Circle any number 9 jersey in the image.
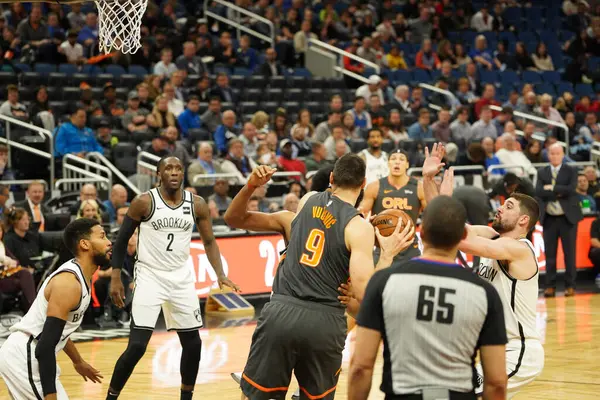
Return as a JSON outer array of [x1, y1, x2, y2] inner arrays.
[[272, 191, 359, 310], [136, 188, 196, 271]]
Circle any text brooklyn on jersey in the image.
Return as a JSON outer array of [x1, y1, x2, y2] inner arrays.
[[150, 217, 193, 231]]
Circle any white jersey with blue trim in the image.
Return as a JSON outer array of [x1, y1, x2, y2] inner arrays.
[[136, 188, 196, 271], [10, 259, 90, 352]]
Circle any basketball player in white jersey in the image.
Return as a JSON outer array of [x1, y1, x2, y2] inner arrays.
[[423, 157, 544, 399], [358, 128, 389, 185], [106, 156, 239, 400], [0, 218, 111, 399], [460, 193, 544, 399]]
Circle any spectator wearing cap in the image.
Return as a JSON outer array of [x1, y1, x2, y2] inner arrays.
[[239, 122, 259, 160], [77, 12, 98, 50], [214, 110, 240, 156], [313, 111, 342, 143], [348, 97, 372, 130], [0, 85, 28, 119], [59, 30, 85, 64], [257, 47, 283, 78], [188, 142, 224, 186], [177, 96, 202, 139], [236, 35, 259, 71], [407, 108, 434, 140], [277, 139, 306, 180], [77, 82, 103, 118], [201, 97, 222, 134], [154, 48, 178, 77], [356, 75, 385, 105], [175, 41, 207, 76], [55, 107, 104, 158], [415, 39, 441, 70], [222, 138, 257, 181], [121, 91, 150, 133], [210, 73, 238, 104], [101, 83, 125, 117]]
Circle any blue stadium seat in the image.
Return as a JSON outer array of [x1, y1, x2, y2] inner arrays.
[[500, 70, 520, 87], [34, 63, 56, 75], [264, 88, 284, 102], [556, 82, 574, 95], [363, 67, 378, 77], [58, 64, 78, 75], [81, 65, 102, 75], [412, 69, 431, 83], [522, 71, 542, 84], [535, 83, 556, 97], [0, 72, 17, 86], [233, 67, 252, 76], [498, 31, 516, 43], [518, 31, 538, 43], [503, 7, 522, 24], [575, 83, 594, 97], [398, 42, 413, 55], [479, 70, 498, 84], [542, 71, 561, 83], [48, 73, 68, 87], [128, 65, 148, 76], [292, 68, 312, 77], [392, 70, 412, 84], [588, 57, 600, 72], [120, 74, 141, 89], [105, 65, 126, 76], [22, 72, 44, 86], [14, 63, 31, 72], [524, 7, 543, 21]]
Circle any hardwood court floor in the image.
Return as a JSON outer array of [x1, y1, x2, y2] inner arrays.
[[1, 293, 600, 399]]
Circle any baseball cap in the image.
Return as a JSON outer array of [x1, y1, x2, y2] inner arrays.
[[368, 75, 382, 85], [128, 91, 140, 100], [279, 139, 292, 150], [104, 82, 115, 91]]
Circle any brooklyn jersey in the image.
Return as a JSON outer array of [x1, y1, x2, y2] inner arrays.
[[273, 191, 359, 310], [475, 238, 540, 342], [137, 188, 195, 271], [10, 260, 90, 352], [359, 149, 389, 185]]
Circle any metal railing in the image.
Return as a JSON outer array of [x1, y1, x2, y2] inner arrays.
[[190, 171, 304, 186], [204, 0, 275, 46], [488, 105, 569, 150], [418, 83, 459, 112], [136, 151, 161, 192], [0, 114, 54, 196], [55, 177, 110, 192], [2, 179, 48, 190], [487, 164, 528, 176], [86, 152, 141, 196], [62, 154, 112, 193], [531, 161, 595, 169], [308, 38, 380, 85]]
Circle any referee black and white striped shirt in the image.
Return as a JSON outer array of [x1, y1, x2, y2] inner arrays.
[[357, 258, 507, 397]]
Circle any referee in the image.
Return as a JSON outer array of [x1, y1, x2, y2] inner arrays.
[[348, 196, 507, 400]]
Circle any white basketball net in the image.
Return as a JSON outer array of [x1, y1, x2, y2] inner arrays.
[[95, 0, 148, 54]]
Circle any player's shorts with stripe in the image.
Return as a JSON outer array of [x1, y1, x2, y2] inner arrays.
[[241, 294, 346, 400], [131, 263, 202, 331], [0, 331, 68, 400], [475, 339, 544, 399]]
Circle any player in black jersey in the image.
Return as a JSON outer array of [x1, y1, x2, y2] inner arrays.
[[230, 156, 413, 400]]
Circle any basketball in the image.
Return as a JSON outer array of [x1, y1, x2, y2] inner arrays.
[[371, 209, 415, 241]]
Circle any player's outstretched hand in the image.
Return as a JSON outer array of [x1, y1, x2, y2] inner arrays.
[[248, 165, 277, 188], [110, 277, 125, 309], [376, 220, 416, 259], [439, 167, 455, 196], [337, 283, 353, 304], [422, 142, 446, 178], [73, 360, 103, 383], [218, 275, 241, 293]]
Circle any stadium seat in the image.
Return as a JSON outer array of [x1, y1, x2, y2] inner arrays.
[[120, 74, 140, 89], [499, 70, 520, 87], [48, 72, 68, 87], [269, 76, 287, 89], [575, 83, 594, 97], [286, 89, 304, 103], [34, 63, 56, 75], [412, 69, 431, 83], [307, 88, 324, 102], [259, 102, 279, 115], [479, 70, 499, 84], [62, 87, 80, 102], [58, 64, 78, 75], [188, 128, 211, 143], [304, 101, 321, 115], [283, 101, 300, 114], [264, 88, 284, 102], [556, 82, 574, 95], [381, 140, 396, 153], [522, 71, 542, 84], [350, 138, 367, 153], [112, 142, 138, 176], [234, 67, 252, 77], [22, 72, 45, 87], [128, 65, 148, 76], [105, 65, 126, 77], [292, 68, 311, 77], [242, 88, 262, 102], [392, 70, 412, 85], [49, 101, 68, 117], [542, 71, 561, 83], [239, 102, 259, 115], [0, 72, 18, 86], [247, 76, 266, 89], [535, 83, 556, 97]]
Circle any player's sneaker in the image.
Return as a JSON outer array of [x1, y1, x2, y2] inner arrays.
[[291, 388, 300, 400], [231, 372, 242, 385]]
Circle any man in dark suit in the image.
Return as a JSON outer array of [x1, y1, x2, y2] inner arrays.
[[14, 181, 50, 232], [209, 72, 238, 104], [257, 47, 283, 78], [535, 143, 583, 297]]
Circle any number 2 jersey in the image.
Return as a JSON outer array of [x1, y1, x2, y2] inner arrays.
[[136, 188, 195, 271], [272, 191, 359, 311]]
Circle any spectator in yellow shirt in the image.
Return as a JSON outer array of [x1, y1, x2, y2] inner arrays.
[[385, 46, 408, 70]]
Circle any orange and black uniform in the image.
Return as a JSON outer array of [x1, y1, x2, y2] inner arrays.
[[373, 176, 422, 265], [241, 191, 358, 400]]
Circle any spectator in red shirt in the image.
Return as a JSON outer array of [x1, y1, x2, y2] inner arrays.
[[277, 139, 306, 181], [474, 83, 501, 119], [415, 39, 441, 70], [343, 40, 364, 75], [575, 95, 600, 113]]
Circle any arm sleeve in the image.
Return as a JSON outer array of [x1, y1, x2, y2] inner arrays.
[[356, 269, 391, 333], [478, 284, 508, 346], [111, 215, 140, 270], [35, 316, 67, 396]]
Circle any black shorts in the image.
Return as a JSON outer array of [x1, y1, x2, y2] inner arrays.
[[241, 294, 346, 400], [374, 241, 421, 268]]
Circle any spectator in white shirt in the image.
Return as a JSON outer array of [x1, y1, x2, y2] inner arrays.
[[391, 85, 411, 113], [59, 30, 85, 64], [495, 133, 536, 176], [471, 6, 494, 32], [239, 122, 259, 159], [163, 82, 184, 117], [356, 75, 385, 105], [153, 48, 178, 77], [535, 93, 565, 125], [470, 105, 498, 140]]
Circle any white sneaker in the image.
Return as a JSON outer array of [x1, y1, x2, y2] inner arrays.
[[291, 388, 299, 400], [231, 372, 242, 385]]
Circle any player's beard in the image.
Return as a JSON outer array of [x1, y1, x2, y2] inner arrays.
[[491, 217, 515, 234], [354, 189, 364, 208], [93, 251, 112, 269]]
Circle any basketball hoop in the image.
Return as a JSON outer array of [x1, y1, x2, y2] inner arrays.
[[95, 0, 148, 54], [1, 0, 147, 55]]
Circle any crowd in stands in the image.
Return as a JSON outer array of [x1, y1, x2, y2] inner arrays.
[[2, 0, 600, 323]]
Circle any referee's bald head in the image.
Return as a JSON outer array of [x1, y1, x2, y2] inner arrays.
[[421, 196, 468, 251]]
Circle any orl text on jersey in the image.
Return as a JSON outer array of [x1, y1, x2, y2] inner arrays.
[[382, 197, 413, 210], [312, 206, 337, 229], [151, 217, 193, 232]]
